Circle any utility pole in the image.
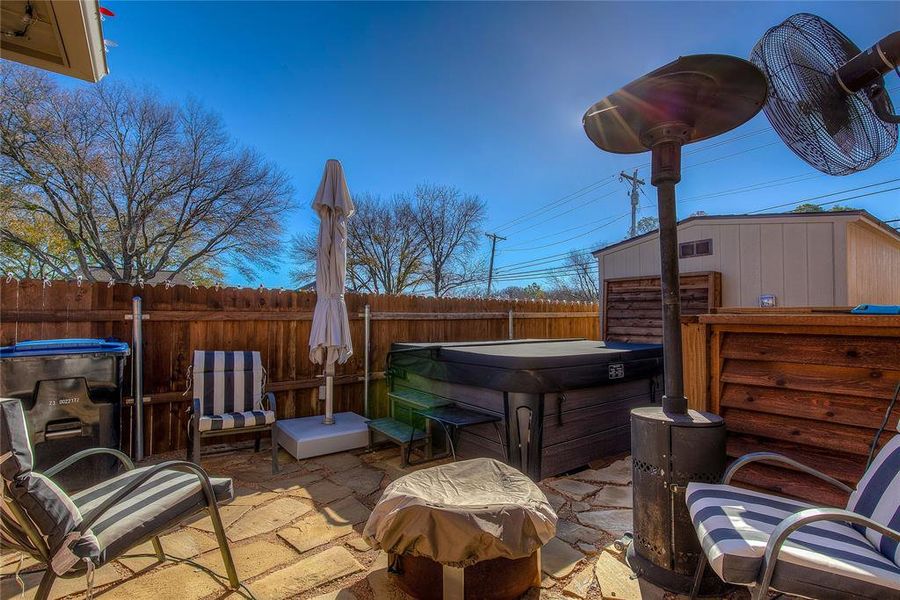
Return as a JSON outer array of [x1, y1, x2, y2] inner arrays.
[[620, 169, 646, 237], [485, 232, 506, 297]]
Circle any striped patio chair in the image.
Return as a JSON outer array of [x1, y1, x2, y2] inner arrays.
[[186, 351, 278, 473], [685, 420, 900, 600], [0, 398, 240, 600]]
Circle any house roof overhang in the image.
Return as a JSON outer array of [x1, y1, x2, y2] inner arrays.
[[1, 0, 108, 83]]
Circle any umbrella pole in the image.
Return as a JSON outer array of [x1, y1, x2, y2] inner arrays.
[[324, 362, 336, 425]]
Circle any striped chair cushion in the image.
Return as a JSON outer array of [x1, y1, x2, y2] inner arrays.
[[71, 467, 233, 564], [1, 398, 100, 572], [686, 482, 900, 599], [198, 410, 275, 432], [847, 434, 900, 567], [192, 351, 264, 416]]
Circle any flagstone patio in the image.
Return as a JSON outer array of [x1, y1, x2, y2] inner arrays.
[[0, 446, 757, 600]]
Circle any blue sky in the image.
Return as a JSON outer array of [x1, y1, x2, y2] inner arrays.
[[87, 2, 899, 287]]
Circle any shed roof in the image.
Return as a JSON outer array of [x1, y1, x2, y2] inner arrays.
[[591, 210, 900, 257]]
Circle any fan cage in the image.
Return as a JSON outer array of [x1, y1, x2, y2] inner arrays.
[[750, 12, 898, 176]]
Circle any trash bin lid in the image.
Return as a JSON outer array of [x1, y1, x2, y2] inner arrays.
[[0, 338, 130, 358]]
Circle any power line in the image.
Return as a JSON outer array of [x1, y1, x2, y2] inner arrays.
[[500, 187, 618, 237], [747, 178, 900, 213], [488, 126, 779, 236], [487, 182, 900, 285]]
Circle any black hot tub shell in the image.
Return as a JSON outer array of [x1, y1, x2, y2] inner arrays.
[[389, 338, 663, 480]]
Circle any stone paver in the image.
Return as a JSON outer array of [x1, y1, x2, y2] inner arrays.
[[546, 479, 600, 501], [556, 520, 604, 545], [119, 528, 218, 572], [577, 509, 633, 538], [578, 458, 632, 485], [279, 513, 354, 553], [101, 562, 226, 600], [543, 489, 567, 512], [229, 486, 280, 506], [594, 550, 641, 600], [195, 539, 297, 580], [311, 590, 358, 600], [187, 503, 252, 533], [328, 466, 384, 496], [0, 564, 123, 600], [590, 485, 633, 508], [279, 496, 371, 553], [263, 471, 323, 493], [290, 479, 353, 505], [346, 537, 372, 552], [226, 497, 313, 541], [541, 537, 584, 579], [578, 542, 599, 555], [323, 496, 372, 526], [563, 562, 596, 598], [250, 546, 364, 599], [311, 452, 363, 473]]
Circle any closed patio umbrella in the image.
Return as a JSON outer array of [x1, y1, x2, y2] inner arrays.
[[309, 159, 355, 425]]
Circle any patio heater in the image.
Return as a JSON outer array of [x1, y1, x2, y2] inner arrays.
[[582, 55, 767, 593]]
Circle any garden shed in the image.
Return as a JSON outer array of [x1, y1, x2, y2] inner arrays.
[[593, 210, 900, 309]]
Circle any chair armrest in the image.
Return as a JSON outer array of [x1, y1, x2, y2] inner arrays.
[[263, 392, 276, 415], [723, 452, 853, 494], [757, 508, 900, 594], [78, 460, 221, 533], [43, 448, 135, 478]]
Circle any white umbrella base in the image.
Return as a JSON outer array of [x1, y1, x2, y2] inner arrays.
[[274, 412, 369, 459]]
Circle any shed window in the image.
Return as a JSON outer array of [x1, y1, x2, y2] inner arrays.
[[679, 239, 713, 258]]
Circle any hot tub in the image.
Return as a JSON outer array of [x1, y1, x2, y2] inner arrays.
[[388, 338, 663, 480]]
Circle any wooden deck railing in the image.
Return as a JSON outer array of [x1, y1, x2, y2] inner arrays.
[[684, 309, 900, 505]]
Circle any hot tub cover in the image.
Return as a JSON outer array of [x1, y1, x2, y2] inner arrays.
[[363, 458, 557, 567]]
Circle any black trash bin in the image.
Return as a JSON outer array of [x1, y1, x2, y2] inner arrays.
[[0, 338, 130, 491]]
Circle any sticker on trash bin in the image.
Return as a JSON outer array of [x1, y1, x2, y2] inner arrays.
[[609, 363, 625, 379]]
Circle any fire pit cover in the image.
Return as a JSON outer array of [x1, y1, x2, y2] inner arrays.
[[364, 458, 556, 567]]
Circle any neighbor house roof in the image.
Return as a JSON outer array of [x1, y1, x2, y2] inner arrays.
[[591, 210, 900, 257]]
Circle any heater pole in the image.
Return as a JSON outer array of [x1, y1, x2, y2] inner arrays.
[[648, 131, 688, 414]]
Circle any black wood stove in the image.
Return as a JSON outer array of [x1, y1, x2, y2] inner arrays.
[[582, 55, 768, 593]]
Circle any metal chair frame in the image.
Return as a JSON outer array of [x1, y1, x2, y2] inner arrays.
[[1, 448, 240, 600], [688, 451, 899, 600]]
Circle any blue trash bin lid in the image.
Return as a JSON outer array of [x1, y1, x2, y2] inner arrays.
[[0, 338, 131, 358]]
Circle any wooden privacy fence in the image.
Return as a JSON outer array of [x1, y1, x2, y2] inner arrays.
[[683, 310, 900, 506], [0, 279, 600, 458], [602, 271, 721, 343]]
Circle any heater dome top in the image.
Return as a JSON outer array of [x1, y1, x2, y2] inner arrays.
[[583, 54, 768, 154]]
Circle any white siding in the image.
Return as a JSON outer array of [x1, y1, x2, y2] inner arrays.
[[594, 214, 868, 308]]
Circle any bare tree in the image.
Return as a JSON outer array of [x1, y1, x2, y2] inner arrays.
[[290, 193, 426, 294], [0, 64, 293, 283], [410, 183, 486, 297], [548, 249, 599, 301]]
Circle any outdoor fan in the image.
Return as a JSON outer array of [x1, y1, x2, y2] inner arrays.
[[582, 54, 767, 594], [750, 13, 899, 175]]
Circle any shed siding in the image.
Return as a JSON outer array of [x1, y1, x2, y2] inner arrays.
[[596, 215, 875, 308], [847, 222, 900, 305]]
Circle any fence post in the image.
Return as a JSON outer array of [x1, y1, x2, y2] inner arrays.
[[508, 309, 514, 340], [364, 304, 370, 418], [131, 296, 145, 461]]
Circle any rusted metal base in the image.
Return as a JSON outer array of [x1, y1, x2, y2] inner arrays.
[[626, 539, 730, 596], [389, 552, 540, 600], [630, 407, 727, 594]]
